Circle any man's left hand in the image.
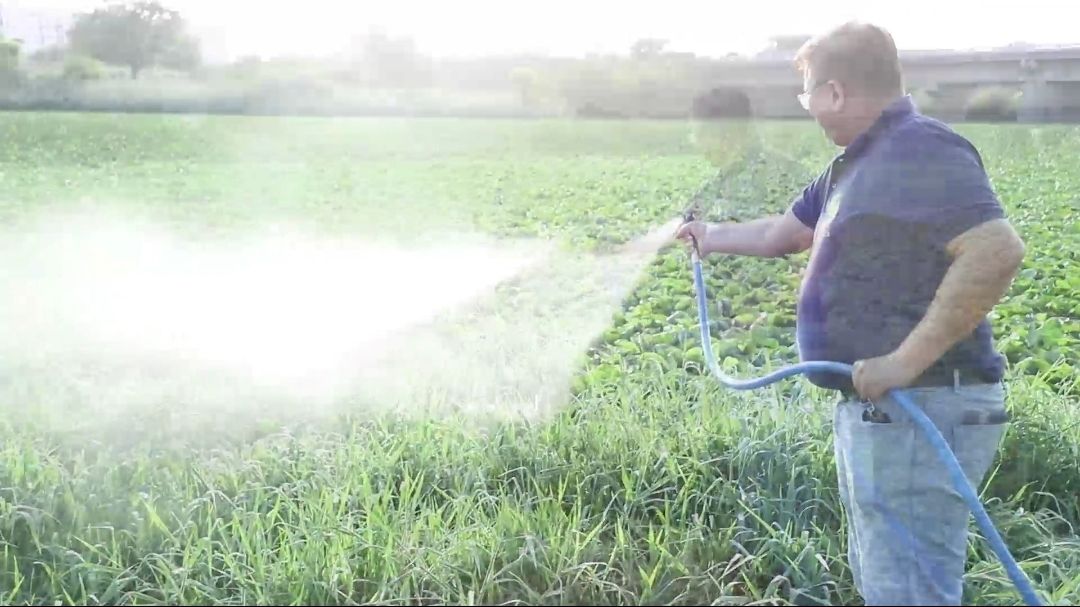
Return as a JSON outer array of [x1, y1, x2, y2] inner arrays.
[[853, 352, 925, 401]]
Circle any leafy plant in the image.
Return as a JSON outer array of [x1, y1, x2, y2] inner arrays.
[[0, 114, 1075, 605]]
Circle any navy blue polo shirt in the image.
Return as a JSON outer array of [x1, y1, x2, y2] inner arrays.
[[791, 95, 1007, 391]]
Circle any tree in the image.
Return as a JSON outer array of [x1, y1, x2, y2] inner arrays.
[[0, 38, 20, 71], [0, 37, 21, 91], [67, 1, 200, 79], [509, 66, 539, 107], [348, 28, 432, 88], [158, 32, 200, 71]]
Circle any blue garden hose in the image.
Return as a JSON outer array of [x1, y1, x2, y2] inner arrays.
[[687, 246, 1043, 606]]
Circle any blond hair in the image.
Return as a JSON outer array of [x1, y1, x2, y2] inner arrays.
[[795, 21, 905, 97]]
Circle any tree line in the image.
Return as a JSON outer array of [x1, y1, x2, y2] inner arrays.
[[0, 2, 761, 119]]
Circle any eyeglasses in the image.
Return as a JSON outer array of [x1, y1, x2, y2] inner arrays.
[[798, 81, 827, 111]]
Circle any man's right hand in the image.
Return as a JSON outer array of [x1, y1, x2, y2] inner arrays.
[[672, 210, 813, 259], [675, 220, 709, 256]]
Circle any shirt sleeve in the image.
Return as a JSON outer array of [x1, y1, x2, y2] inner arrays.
[[790, 169, 829, 229], [863, 130, 1005, 246]]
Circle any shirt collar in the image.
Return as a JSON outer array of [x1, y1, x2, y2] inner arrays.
[[844, 94, 916, 158]]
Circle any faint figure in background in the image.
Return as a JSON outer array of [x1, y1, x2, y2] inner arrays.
[[683, 86, 807, 223]]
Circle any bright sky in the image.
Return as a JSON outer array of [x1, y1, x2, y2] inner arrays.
[[9, 0, 1080, 62]]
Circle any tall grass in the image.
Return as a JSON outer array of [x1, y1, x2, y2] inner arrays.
[[1, 365, 1074, 605], [0, 113, 1075, 605]]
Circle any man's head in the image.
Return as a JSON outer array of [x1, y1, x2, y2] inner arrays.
[[795, 21, 906, 146]]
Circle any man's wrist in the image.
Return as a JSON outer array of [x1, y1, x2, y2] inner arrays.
[[893, 337, 941, 377], [701, 224, 719, 255]]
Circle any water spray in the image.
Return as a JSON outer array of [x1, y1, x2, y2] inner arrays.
[[680, 209, 1042, 606]]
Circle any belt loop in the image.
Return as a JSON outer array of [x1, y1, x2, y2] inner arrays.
[[953, 369, 960, 392]]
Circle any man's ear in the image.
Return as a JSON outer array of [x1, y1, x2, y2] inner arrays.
[[829, 80, 845, 110]]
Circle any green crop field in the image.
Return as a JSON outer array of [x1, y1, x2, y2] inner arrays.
[[0, 111, 1078, 605]]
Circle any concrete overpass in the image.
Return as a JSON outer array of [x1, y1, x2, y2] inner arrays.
[[703, 46, 1080, 122]]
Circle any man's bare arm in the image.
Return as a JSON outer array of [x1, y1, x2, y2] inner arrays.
[[688, 209, 814, 258], [895, 218, 1026, 373]]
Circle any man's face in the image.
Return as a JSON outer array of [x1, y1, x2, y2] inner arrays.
[[801, 69, 849, 146]]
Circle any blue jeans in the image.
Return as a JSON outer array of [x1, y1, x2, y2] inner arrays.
[[833, 382, 1009, 606]]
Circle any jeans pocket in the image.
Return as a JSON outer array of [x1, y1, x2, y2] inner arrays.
[[846, 419, 915, 503], [952, 421, 1008, 488]]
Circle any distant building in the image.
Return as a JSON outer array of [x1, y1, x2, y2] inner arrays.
[[707, 41, 1080, 122], [753, 35, 812, 61]]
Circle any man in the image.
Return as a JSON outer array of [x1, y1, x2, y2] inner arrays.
[[676, 21, 1026, 606]]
